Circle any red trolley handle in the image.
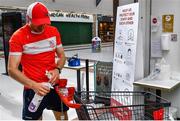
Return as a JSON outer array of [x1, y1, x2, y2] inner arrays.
[[55, 87, 81, 109]]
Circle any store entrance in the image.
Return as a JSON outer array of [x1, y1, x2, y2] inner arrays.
[[98, 16, 114, 43]]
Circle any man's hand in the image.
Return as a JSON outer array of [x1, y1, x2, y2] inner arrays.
[[32, 82, 50, 96], [48, 69, 59, 85]]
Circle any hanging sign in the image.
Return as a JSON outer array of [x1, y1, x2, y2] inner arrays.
[[49, 11, 94, 23], [162, 14, 174, 32], [112, 3, 139, 92]]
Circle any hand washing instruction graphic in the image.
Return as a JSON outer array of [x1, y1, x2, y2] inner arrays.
[[127, 29, 134, 41], [125, 72, 131, 81], [117, 30, 123, 41], [127, 48, 132, 56]]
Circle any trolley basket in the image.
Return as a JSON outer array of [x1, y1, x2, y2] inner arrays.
[[74, 91, 171, 120]]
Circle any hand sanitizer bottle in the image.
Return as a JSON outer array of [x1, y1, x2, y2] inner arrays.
[[28, 93, 44, 112], [28, 82, 53, 112]]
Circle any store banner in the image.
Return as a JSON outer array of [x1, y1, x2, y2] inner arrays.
[[112, 3, 139, 92], [49, 11, 94, 23]]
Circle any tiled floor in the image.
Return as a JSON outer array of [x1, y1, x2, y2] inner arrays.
[[0, 46, 113, 120]]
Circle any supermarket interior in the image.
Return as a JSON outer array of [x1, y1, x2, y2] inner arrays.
[[0, 0, 180, 120]]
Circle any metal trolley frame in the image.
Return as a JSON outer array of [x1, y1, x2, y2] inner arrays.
[[74, 91, 171, 120]]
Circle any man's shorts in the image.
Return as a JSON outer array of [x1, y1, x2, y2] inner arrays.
[[22, 88, 69, 120]]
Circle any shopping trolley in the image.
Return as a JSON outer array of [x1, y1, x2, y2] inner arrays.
[[74, 91, 171, 120], [55, 79, 81, 109]]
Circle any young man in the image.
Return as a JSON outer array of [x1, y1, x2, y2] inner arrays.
[[8, 2, 69, 120]]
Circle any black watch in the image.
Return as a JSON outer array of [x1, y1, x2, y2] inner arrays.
[[56, 67, 61, 74]]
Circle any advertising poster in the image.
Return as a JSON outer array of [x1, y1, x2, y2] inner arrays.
[[94, 61, 112, 107], [162, 14, 174, 32], [112, 3, 139, 92], [95, 61, 113, 97]]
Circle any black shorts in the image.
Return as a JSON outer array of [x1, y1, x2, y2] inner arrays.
[[22, 89, 69, 120]]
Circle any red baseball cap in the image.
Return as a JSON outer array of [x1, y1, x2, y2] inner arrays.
[[27, 2, 51, 26]]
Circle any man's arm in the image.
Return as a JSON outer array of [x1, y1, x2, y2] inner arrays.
[[48, 47, 66, 85], [56, 47, 66, 70], [8, 55, 50, 96]]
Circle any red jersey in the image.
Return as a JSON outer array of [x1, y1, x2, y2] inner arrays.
[[9, 24, 63, 85]]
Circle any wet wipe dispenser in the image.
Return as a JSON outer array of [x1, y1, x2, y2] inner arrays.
[[161, 33, 171, 51], [68, 54, 80, 66]]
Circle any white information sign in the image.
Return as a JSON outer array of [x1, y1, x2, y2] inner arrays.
[[112, 3, 139, 92]]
